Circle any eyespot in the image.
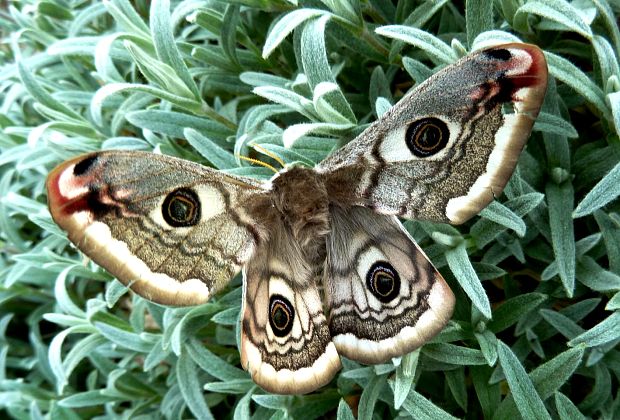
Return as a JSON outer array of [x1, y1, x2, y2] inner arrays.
[[73, 155, 98, 176], [162, 188, 200, 227], [269, 295, 295, 337], [484, 48, 512, 61], [366, 261, 400, 303], [405, 118, 449, 157]]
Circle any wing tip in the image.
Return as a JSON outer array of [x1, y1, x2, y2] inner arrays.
[[445, 44, 549, 226], [46, 152, 101, 226]]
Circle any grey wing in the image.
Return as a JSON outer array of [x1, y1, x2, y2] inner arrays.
[[324, 206, 455, 363], [240, 224, 341, 394], [47, 150, 269, 306], [318, 44, 547, 224]]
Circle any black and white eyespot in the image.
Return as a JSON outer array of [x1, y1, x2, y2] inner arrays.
[[378, 115, 458, 162], [405, 117, 450, 157], [162, 188, 201, 227], [269, 294, 295, 337], [366, 261, 401, 303]]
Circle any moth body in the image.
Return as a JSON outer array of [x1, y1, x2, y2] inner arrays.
[[47, 43, 548, 394], [269, 166, 330, 251]]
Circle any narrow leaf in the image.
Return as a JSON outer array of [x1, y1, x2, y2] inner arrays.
[[573, 162, 620, 217], [496, 341, 552, 420], [446, 243, 491, 318]]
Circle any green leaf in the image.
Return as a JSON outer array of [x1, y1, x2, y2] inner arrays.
[[391, 349, 418, 408], [204, 379, 255, 394], [494, 345, 584, 419], [547, 181, 576, 297], [221, 4, 241, 67], [185, 338, 247, 382], [91, 82, 201, 125], [555, 392, 586, 420], [594, 211, 620, 274], [478, 201, 526, 237], [606, 291, 620, 311], [540, 309, 584, 340], [423, 343, 487, 365], [569, 312, 620, 348], [495, 341, 552, 420], [59, 390, 125, 407], [94, 321, 154, 353], [446, 243, 492, 318], [300, 15, 356, 123], [573, 162, 620, 218], [376, 25, 458, 64], [233, 389, 254, 420], [475, 330, 498, 366], [609, 91, 620, 136], [515, 0, 592, 40], [472, 366, 500, 418], [252, 86, 317, 119], [126, 110, 233, 141], [533, 112, 579, 138], [576, 256, 620, 292], [282, 122, 353, 147], [177, 350, 214, 420], [529, 346, 584, 399], [358, 375, 385, 420], [252, 394, 293, 410], [592, 35, 620, 86], [546, 52, 610, 119], [150, 0, 200, 99], [336, 399, 355, 420], [262, 9, 327, 58], [445, 367, 468, 410], [466, 0, 493, 46], [123, 42, 196, 99], [401, 390, 459, 420], [18, 62, 85, 122], [185, 128, 236, 169], [488, 293, 547, 333]]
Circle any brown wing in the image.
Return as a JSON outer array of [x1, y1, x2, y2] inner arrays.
[[240, 224, 341, 394], [319, 43, 548, 225], [324, 206, 455, 363], [47, 151, 270, 306]]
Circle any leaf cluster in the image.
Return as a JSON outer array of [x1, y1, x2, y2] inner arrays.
[[0, 0, 619, 419]]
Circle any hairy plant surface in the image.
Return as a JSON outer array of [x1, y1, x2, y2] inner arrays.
[[1, 0, 619, 418]]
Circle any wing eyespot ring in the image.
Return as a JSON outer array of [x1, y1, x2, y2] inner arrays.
[[406, 117, 449, 157], [366, 261, 400, 303], [162, 188, 201, 227], [269, 295, 295, 337]]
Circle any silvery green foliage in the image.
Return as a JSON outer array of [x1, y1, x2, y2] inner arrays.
[[0, 0, 619, 418]]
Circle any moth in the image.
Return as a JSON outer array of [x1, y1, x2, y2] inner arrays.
[[47, 43, 547, 394]]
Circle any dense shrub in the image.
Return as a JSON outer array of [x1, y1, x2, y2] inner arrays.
[[1, 0, 619, 418]]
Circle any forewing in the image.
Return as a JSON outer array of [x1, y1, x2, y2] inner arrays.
[[47, 151, 268, 306], [240, 225, 341, 394], [325, 206, 455, 363], [319, 43, 548, 224]]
